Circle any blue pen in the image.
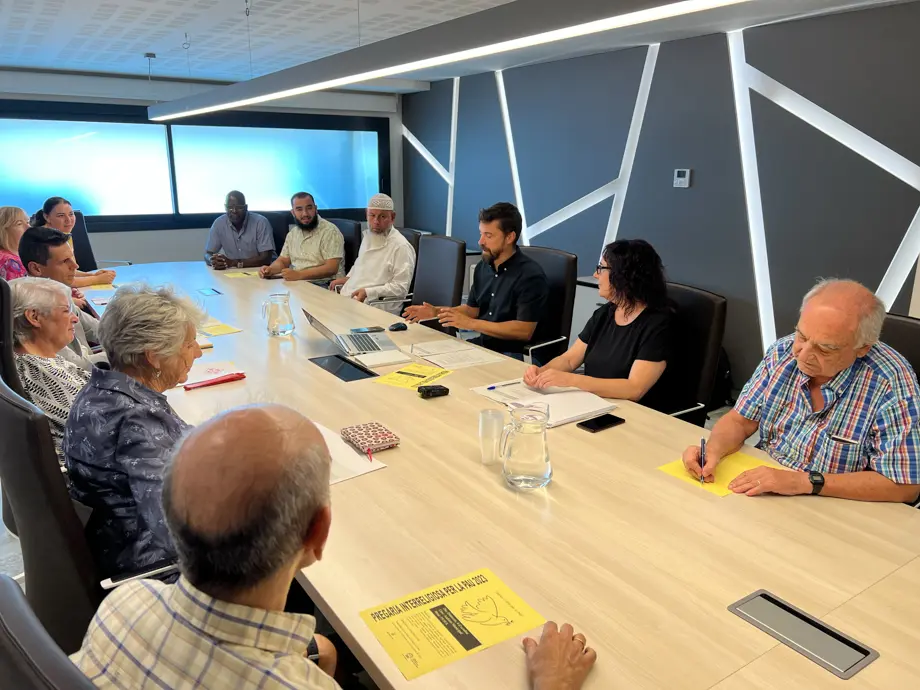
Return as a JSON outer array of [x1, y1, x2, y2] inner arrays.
[[699, 438, 707, 486], [487, 382, 519, 391]]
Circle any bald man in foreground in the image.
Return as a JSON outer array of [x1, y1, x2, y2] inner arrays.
[[71, 404, 597, 690], [683, 279, 920, 503]]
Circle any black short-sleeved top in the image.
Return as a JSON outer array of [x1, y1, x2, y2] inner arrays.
[[578, 303, 675, 411], [468, 250, 549, 354]]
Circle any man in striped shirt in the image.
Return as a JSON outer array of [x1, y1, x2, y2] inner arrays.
[[683, 279, 920, 503]]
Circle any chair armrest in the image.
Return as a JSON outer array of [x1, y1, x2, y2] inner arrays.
[[100, 561, 179, 590], [523, 336, 567, 365], [367, 293, 413, 307], [96, 259, 133, 267], [668, 402, 706, 418]]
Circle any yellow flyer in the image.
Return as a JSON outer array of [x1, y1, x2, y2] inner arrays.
[[198, 319, 242, 337], [222, 271, 258, 278], [360, 568, 544, 680], [657, 452, 779, 497], [372, 363, 451, 390]]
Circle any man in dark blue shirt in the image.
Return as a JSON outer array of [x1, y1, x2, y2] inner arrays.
[[403, 202, 548, 357]]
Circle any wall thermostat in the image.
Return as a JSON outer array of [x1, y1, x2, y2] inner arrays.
[[673, 168, 692, 188]]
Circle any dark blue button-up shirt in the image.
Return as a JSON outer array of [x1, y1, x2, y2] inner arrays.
[[63, 368, 189, 577]]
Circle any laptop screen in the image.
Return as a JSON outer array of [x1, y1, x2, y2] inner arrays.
[[302, 309, 340, 346]]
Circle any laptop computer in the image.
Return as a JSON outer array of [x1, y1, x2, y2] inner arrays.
[[302, 308, 398, 356]]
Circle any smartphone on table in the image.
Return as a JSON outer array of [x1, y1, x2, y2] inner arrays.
[[577, 413, 626, 433], [351, 326, 385, 333]]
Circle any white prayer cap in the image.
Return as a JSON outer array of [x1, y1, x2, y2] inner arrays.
[[367, 193, 394, 211]]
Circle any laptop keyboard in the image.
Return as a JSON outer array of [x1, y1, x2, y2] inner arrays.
[[346, 333, 381, 352]]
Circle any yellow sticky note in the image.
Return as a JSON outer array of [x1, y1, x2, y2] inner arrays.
[[657, 452, 777, 497], [198, 322, 242, 337], [222, 271, 256, 278], [361, 568, 544, 680], [373, 363, 451, 390]]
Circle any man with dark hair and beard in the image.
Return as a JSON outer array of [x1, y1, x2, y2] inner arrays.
[[403, 201, 548, 359], [205, 190, 275, 270], [260, 192, 345, 284]]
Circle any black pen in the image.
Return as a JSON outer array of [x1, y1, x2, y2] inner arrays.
[[699, 438, 706, 486]]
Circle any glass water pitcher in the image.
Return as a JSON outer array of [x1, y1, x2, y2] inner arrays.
[[261, 292, 295, 336], [501, 403, 552, 490]]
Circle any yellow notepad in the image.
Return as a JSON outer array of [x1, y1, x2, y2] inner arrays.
[[82, 284, 116, 292], [222, 271, 257, 278], [657, 452, 777, 497], [372, 363, 451, 389], [198, 320, 242, 337], [361, 568, 544, 680]]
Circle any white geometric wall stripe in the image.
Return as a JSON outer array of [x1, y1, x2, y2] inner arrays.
[[401, 77, 460, 236], [401, 44, 659, 249], [728, 29, 920, 349]]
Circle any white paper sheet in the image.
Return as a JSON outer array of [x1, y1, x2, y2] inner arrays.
[[408, 339, 474, 356], [180, 361, 243, 387], [422, 348, 504, 369], [471, 379, 615, 428], [316, 423, 388, 485]]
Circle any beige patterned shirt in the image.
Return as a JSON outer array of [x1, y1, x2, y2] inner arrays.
[[280, 216, 345, 281], [70, 577, 340, 690]]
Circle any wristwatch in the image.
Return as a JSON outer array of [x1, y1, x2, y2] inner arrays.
[[808, 470, 825, 495]]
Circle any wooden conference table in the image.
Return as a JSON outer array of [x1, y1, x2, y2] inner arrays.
[[110, 262, 920, 690]]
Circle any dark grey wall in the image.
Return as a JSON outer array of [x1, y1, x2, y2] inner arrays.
[[618, 33, 762, 381], [402, 2, 920, 382]]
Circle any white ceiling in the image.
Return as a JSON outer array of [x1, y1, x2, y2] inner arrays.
[[0, 0, 513, 82]]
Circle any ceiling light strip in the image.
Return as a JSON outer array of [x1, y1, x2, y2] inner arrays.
[[528, 179, 621, 241], [402, 125, 452, 185], [495, 70, 529, 243], [728, 30, 776, 351], [603, 42, 660, 248], [445, 77, 461, 237], [747, 66, 920, 192], [877, 206, 920, 309], [149, 0, 751, 121]]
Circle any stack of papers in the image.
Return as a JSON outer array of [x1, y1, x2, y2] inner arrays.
[[199, 318, 242, 337], [410, 339, 504, 368], [316, 423, 387, 485], [355, 350, 413, 368], [182, 361, 244, 387], [472, 379, 615, 428]]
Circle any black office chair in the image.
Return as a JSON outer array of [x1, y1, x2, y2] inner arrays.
[[0, 378, 176, 652], [519, 246, 577, 364], [0, 575, 96, 689], [398, 228, 422, 292], [881, 313, 920, 377], [70, 212, 131, 273], [259, 210, 294, 257], [663, 282, 727, 427], [0, 279, 23, 537], [327, 218, 362, 273]]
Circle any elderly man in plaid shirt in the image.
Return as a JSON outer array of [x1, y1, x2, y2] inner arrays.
[[683, 279, 920, 503], [70, 403, 598, 690]]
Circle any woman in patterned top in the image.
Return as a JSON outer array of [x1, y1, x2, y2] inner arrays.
[[0, 206, 29, 281], [9, 277, 91, 462], [63, 284, 204, 579]]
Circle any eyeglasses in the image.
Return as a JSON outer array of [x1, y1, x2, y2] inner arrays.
[[225, 205, 246, 212], [595, 264, 611, 272]]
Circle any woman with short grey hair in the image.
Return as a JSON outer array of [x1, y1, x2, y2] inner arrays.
[[10, 276, 91, 462], [63, 284, 205, 579]]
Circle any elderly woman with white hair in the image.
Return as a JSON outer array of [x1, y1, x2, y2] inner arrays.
[[63, 284, 204, 579], [9, 277, 91, 462]]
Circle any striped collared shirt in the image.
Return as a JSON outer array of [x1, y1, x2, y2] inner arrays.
[[735, 335, 920, 484], [70, 577, 340, 690]]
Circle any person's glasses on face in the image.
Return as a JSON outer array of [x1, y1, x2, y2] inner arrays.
[[595, 264, 611, 273], [226, 205, 246, 212]]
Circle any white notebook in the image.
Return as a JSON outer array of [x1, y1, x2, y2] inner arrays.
[[472, 379, 616, 428], [354, 350, 413, 368]]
